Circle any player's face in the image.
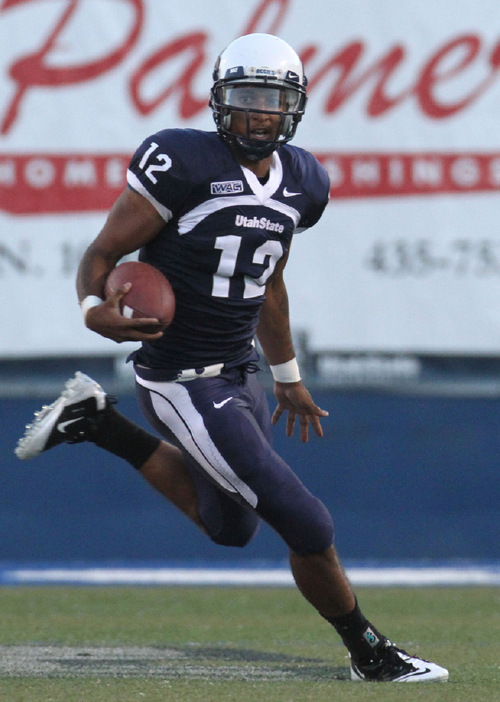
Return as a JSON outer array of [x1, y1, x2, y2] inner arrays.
[[229, 106, 282, 142], [225, 86, 288, 142]]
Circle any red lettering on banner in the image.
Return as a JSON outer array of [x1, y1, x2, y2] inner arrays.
[[130, 33, 209, 118], [1, 152, 500, 214], [129, 0, 290, 118], [417, 35, 500, 117], [316, 152, 500, 198], [2, 0, 500, 134], [0, 155, 128, 214], [243, 0, 289, 34], [304, 35, 500, 118], [305, 43, 410, 115], [2, 0, 500, 214], [1, 0, 143, 134]]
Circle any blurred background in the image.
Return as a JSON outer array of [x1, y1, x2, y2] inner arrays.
[[0, 0, 498, 571]]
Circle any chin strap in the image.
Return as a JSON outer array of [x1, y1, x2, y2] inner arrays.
[[226, 133, 279, 161]]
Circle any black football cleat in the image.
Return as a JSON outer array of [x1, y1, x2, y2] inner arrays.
[[15, 372, 109, 460], [350, 641, 449, 682]]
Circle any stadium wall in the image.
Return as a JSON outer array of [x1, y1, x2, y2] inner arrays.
[[1, 389, 497, 565]]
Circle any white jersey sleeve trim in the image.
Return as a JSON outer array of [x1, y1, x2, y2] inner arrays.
[[127, 170, 173, 222]]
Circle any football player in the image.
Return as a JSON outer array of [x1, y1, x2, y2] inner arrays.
[[16, 33, 448, 683]]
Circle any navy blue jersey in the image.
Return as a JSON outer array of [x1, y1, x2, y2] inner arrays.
[[126, 129, 329, 375]]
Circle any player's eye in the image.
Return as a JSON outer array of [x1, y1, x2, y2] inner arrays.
[[224, 87, 282, 111], [239, 92, 255, 106], [226, 89, 257, 107], [261, 92, 281, 109]]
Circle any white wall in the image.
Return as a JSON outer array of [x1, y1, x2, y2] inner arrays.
[[1, 0, 500, 356]]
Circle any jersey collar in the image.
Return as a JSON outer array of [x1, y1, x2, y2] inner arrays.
[[240, 152, 283, 203]]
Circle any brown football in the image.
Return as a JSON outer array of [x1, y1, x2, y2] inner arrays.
[[104, 261, 175, 326]]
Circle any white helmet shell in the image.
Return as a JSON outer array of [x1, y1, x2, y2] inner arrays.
[[210, 33, 308, 160], [213, 33, 306, 89]]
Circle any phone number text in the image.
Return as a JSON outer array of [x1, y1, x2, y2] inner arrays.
[[365, 239, 500, 277]]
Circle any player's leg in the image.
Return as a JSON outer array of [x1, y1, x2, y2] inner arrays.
[[15, 373, 207, 530], [140, 443, 260, 545], [15, 372, 258, 545], [242, 374, 448, 682], [138, 441, 205, 530], [135, 376, 261, 546], [16, 371, 448, 682], [134, 373, 355, 611], [143, 368, 447, 683], [289, 547, 354, 616], [134, 440, 260, 545]]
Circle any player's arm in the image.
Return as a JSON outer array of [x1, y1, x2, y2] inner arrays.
[[77, 187, 166, 343], [257, 251, 328, 442]]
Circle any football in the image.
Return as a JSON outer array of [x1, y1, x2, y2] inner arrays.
[[104, 261, 175, 327]]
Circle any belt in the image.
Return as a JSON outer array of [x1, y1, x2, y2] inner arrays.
[[175, 363, 224, 382], [134, 361, 232, 383]]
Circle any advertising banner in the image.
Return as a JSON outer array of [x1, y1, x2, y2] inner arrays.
[[1, 0, 500, 356]]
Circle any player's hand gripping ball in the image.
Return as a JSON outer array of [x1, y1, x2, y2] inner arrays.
[[104, 261, 175, 327]]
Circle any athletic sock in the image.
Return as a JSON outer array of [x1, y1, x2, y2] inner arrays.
[[86, 404, 161, 470], [324, 599, 386, 664]]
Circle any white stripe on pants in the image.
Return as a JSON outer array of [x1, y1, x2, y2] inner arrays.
[[135, 375, 258, 508]]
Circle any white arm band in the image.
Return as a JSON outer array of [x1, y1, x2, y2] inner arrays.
[[270, 358, 301, 383], [80, 295, 103, 323]]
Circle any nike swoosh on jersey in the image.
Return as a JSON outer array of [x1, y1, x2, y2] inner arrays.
[[283, 187, 301, 197], [213, 397, 233, 409], [57, 418, 82, 433]]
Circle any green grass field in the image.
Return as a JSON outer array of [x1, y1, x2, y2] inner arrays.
[[0, 585, 498, 701]]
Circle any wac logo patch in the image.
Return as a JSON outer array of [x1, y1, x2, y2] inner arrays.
[[211, 180, 244, 195]]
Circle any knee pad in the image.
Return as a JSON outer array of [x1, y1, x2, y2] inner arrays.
[[287, 495, 334, 555], [199, 497, 260, 548], [206, 515, 260, 548], [260, 488, 334, 556]]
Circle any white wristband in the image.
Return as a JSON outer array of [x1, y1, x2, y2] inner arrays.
[[270, 358, 301, 383], [80, 295, 103, 323]]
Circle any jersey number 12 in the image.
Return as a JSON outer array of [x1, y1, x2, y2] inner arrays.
[[213, 235, 283, 298]]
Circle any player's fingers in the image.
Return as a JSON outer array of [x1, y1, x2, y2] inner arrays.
[[107, 282, 132, 303], [101, 284, 133, 316], [271, 405, 284, 425], [298, 413, 310, 443], [121, 318, 165, 340], [309, 413, 324, 438], [286, 411, 296, 437], [125, 317, 163, 328]]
